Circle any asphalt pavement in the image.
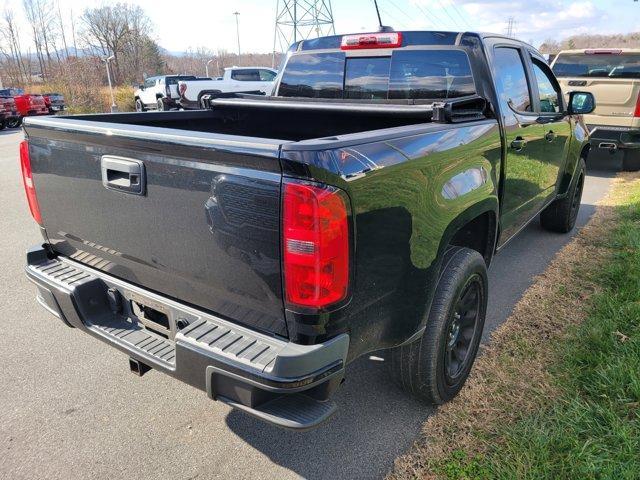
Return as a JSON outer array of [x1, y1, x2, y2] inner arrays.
[[0, 129, 617, 479]]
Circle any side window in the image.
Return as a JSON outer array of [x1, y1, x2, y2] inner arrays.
[[493, 47, 532, 112], [231, 69, 261, 81], [531, 60, 562, 113], [258, 69, 277, 81]]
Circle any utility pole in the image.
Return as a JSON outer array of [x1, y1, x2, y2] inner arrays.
[[233, 11, 241, 58], [273, 0, 335, 65]]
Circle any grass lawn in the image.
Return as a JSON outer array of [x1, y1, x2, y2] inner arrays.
[[389, 173, 640, 480]]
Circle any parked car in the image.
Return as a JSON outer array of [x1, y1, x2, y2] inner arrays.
[[43, 92, 65, 114], [177, 66, 277, 109], [0, 88, 48, 118], [134, 75, 198, 111], [22, 30, 594, 430], [0, 95, 21, 129], [551, 48, 640, 170]]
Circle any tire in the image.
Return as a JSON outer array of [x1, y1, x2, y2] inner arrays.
[[540, 157, 586, 233], [388, 247, 488, 404], [0, 120, 5, 130], [7, 117, 22, 128], [135, 99, 145, 112], [622, 150, 640, 172], [157, 97, 168, 111]]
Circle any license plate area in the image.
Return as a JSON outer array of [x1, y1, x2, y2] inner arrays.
[[127, 291, 176, 340]]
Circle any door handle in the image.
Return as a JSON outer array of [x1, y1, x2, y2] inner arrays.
[[101, 156, 146, 195], [545, 131, 556, 142], [510, 137, 527, 151]]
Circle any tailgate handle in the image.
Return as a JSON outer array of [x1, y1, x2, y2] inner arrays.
[[101, 156, 146, 195]]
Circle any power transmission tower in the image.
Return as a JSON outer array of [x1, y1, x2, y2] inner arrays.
[[272, 0, 335, 65], [505, 17, 516, 38]]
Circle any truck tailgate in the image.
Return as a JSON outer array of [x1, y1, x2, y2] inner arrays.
[[24, 117, 288, 337]]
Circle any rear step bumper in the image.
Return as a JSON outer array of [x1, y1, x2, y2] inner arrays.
[[588, 125, 640, 150], [25, 245, 348, 430]]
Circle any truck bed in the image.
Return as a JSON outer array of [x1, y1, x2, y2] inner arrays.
[[24, 95, 495, 342], [66, 97, 438, 141], [23, 100, 445, 339]]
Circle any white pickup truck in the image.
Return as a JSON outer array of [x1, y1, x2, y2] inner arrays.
[[177, 67, 277, 109]]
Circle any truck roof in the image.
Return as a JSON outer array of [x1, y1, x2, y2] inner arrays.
[[224, 66, 277, 71], [292, 30, 537, 52]]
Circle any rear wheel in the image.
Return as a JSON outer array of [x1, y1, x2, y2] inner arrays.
[[135, 99, 145, 112], [540, 157, 585, 233], [157, 97, 168, 111], [388, 247, 488, 404], [0, 120, 5, 130], [622, 150, 640, 172]]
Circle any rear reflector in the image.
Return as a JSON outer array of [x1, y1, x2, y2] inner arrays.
[[341, 32, 402, 50], [283, 181, 350, 308], [635, 92, 640, 118], [19, 140, 42, 225]]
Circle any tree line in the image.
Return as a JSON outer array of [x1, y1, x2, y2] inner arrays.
[[0, 1, 281, 112], [540, 32, 640, 54]]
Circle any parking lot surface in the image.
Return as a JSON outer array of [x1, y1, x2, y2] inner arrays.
[[0, 129, 616, 479]]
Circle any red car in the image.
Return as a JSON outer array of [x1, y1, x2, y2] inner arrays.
[[0, 88, 48, 119], [0, 95, 21, 129]]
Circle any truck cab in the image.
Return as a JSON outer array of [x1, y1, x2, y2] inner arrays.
[[551, 49, 640, 170]]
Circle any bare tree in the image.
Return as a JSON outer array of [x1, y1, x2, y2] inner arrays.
[[0, 8, 29, 83], [57, 1, 69, 59], [23, 0, 47, 79], [80, 3, 157, 84]]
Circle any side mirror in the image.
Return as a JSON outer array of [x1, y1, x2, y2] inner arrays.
[[138, 84, 145, 90], [568, 91, 595, 115]]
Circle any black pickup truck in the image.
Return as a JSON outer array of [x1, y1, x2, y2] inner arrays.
[[22, 31, 595, 430]]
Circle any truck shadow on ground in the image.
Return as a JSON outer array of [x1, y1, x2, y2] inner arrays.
[[227, 159, 617, 480]]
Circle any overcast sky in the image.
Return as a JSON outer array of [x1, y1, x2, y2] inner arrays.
[[4, 0, 640, 53]]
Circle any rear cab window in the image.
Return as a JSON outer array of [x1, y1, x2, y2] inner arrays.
[[166, 76, 197, 86], [277, 47, 476, 100], [552, 52, 640, 79], [231, 69, 274, 81]]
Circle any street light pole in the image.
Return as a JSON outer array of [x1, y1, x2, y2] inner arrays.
[[233, 11, 241, 57], [205, 59, 215, 78], [103, 55, 117, 113]]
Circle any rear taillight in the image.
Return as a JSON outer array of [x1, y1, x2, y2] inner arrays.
[[283, 181, 350, 309], [341, 32, 402, 50], [634, 92, 640, 118], [19, 140, 42, 225], [178, 83, 187, 97]]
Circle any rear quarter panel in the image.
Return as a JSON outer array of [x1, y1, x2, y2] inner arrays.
[[281, 120, 502, 359]]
